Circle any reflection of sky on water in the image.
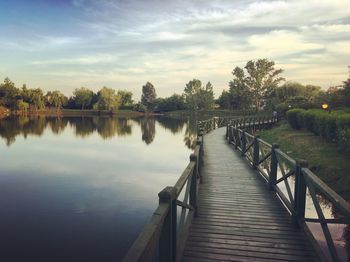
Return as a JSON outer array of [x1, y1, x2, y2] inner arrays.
[[0, 116, 194, 261]]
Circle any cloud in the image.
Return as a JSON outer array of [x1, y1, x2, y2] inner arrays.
[[31, 54, 118, 65], [0, 0, 349, 95], [248, 30, 324, 55]]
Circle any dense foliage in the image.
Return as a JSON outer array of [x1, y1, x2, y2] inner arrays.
[[218, 59, 284, 111], [141, 82, 157, 111], [1, 63, 349, 114], [286, 109, 350, 152], [183, 79, 215, 110]]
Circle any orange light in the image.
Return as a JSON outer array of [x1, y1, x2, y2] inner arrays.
[[322, 103, 329, 110]]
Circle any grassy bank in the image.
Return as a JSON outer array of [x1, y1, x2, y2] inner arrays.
[[164, 109, 258, 119], [258, 121, 350, 201], [13, 109, 148, 117]]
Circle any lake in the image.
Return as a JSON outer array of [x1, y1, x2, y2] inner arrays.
[[0, 115, 198, 262]]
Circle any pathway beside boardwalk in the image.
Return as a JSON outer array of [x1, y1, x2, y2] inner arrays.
[[182, 127, 317, 262]]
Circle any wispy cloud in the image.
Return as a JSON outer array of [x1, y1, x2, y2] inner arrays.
[[0, 0, 349, 96], [31, 54, 118, 65]]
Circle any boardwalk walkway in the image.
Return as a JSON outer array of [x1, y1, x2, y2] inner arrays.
[[182, 127, 317, 262]]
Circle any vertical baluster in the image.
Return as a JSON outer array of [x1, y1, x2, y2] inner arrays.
[[158, 187, 177, 262], [241, 131, 246, 156], [234, 128, 239, 149], [253, 135, 260, 169], [293, 160, 308, 225], [269, 144, 279, 190], [189, 154, 198, 217]]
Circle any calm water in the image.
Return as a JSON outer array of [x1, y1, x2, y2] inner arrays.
[[0, 116, 198, 262]]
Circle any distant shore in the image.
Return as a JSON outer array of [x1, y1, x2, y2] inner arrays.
[[10, 109, 160, 117], [2, 108, 258, 119]]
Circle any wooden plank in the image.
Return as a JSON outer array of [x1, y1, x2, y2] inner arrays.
[[189, 231, 311, 246], [186, 244, 315, 261], [188, 236, 313, 251], [180, 127, 317, 262]]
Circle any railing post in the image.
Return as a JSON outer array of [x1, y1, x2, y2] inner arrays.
[[158, 186, 177, 262], [198, 128, 204, 148], [190, 154, 198, 217], [293, 160, 308, 226], [196, 139, 203, 183], [253, 135, 260, 169], [226, 124, 229, 140], [269, 144, 279, 190], [241, 131, 246, 156], [234, 128, 239, 149]]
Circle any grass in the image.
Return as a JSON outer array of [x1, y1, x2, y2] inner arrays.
[[258, 121, 350, 202]]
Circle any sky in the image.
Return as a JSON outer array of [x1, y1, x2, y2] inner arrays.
[[0, 0, 349, 98]]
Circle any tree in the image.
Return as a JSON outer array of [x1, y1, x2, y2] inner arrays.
[[267, 82, 321, 110], [0, 77, 20, 109], [228, 68, 252, 110], [20, 85, 44, 110], [231, 59, 284, 111], [16, 99, 29, 112], [73, 87, 94, 110], [198, 82, 215, 110], [183, 79, 215, 110], [217, 90, 232, 109], [50, 91, 67, 109], [94, 87, 121, 111], [184, 79, 201, 110], [155, 94, 186, 112], [117, 90, 133, 108], [141, 82, 157, 111], [342, 66, 350, 107]]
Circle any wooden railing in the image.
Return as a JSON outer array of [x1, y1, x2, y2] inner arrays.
[[197, 115, 277, 135], [122, 115, 293, 261], [227, 119, 350, 262], [123, 133, 203, 262]]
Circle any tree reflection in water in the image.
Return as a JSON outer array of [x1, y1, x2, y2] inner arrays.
[[132, 117, 156, 145], [157, 117, 186, 134], [0, 116, 46, 146], [0, 115, 191, 147], [1, 115, 349, 256], [183, 117, 198, 150]]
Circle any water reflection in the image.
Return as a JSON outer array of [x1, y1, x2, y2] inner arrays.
[[184, 117, 198, 149], [0, 115, 197, 261], [0, 116, 198, 148]]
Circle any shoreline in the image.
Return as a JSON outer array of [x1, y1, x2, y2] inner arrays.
[[8, 109, 162, 117]]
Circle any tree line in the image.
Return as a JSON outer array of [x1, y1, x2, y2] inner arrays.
[[1, 59, 349, 114], [0, 77, 215, 113], [0, 79, 134, 112], [218, 60, 350, 113]]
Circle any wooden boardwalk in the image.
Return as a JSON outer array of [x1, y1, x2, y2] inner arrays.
[[182, 127, 317, 262]]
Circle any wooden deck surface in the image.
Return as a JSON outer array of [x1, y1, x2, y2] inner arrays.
[[181, 127, 317, 262]]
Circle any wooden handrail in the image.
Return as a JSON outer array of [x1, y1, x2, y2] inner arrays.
[[302, 168, 350, 217], [123, 126, 203, 262], [227, 116, 350, 262], [174, 162, 196, 199], [122, 203, 170, 262]]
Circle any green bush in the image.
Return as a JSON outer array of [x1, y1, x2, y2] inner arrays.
[[275, 103, 291, 115], [133, 102, 147, 112], [285, 96, 313, 110], [300, 110, 317, 134], [286, 109, 305, 129], [337, 127, 350, 153], [286, 108, 350, 150]]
